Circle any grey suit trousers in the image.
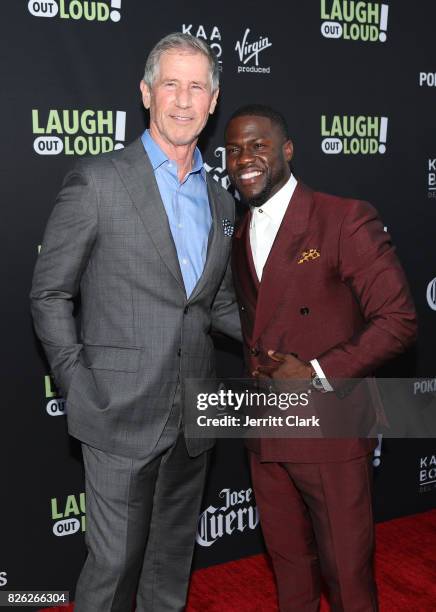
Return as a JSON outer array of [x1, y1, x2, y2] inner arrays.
[[74, 385, 208, 612]]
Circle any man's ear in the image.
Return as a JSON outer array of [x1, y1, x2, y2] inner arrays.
[[283, 139, 293, 162], [140, 80, 151, 110], [209, 88, 219, 115]]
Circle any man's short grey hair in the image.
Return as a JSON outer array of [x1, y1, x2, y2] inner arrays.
[[143, 32, 220, 92]]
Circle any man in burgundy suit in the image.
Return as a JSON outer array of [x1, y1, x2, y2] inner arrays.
[[225, 104, 417, 611]]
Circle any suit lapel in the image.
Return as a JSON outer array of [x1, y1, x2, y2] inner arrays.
[[188, 174, 224, 302], [246, 223, 260, 291], [112, 138, 185, 294], [252, 182, 314, 342], [233, 210, 259, 305]]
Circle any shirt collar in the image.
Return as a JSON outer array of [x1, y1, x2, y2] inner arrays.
[[251, 174, 298, 225], [141, 130, 206, 180]]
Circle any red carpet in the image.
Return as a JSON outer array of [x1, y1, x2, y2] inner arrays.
[[39, 509, 436, 611]]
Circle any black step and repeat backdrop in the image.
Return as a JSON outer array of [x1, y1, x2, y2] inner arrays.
[[1, 0, 436, 603]]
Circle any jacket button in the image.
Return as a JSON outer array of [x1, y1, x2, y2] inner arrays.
[[240, 305, 245, 311], [177, 348, 182, 356], [183, 306, 189, 315], [250, 347, 259, 356], [300, 307, 310, 316]]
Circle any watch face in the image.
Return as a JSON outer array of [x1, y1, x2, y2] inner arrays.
[[312, 376, 325, 391]]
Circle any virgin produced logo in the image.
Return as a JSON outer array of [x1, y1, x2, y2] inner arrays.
[[235, 28, 272, 74]]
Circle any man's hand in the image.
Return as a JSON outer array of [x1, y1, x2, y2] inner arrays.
[[253, 350, 313, 381]]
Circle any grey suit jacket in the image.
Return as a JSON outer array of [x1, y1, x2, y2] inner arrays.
[[30, 138, 241, 458]]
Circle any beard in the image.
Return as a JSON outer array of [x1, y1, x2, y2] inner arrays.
[[239, 164, 287, 208], [243, 174, 274, 208]]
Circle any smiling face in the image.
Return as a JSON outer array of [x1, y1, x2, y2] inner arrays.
[[140, 50, 218, 152], [225, 115, 293, 206]]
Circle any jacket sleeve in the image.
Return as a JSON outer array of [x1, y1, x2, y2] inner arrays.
[[30, 161, 98, 395], [317, 199, 417, 381]]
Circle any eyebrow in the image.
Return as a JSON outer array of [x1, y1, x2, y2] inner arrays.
[[225, 136, 270, 144], [162, 77, 208, 86]]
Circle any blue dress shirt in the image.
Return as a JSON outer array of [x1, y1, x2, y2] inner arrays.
[[141, 130, 211, 298]]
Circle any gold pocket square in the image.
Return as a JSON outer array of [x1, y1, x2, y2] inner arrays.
[[298, 249, 320, 264]]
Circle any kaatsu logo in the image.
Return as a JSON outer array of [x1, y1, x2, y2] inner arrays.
[[204, 147, 230, 190], [44, 374, 65, 416], [51, 492, 86, 536], [235, 28, 272, 74], [182, 24, 223, 69], [32, 109, 126, 156], [428, 159, 436, 199], [321, 115, 388, 154], [28, 0, 122, 22], [419, 455, 436, 492], [197, 487, 259, 547], [321, 1, 389, 43]]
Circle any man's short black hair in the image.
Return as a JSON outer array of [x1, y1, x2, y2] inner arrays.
[[226, 104, 289, 140]]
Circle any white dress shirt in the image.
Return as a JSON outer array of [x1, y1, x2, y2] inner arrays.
[[249, 175, 333, 391], [250, 175, 298, 281]]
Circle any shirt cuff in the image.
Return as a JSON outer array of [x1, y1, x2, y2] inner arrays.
[[310, 359, 334, 392]]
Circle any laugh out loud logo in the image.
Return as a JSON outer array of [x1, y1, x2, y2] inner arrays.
[[321, 1, 389, 42], [32, 109, 126, 156], [321, 115, 388, 155], [28, 0, 122, 22]]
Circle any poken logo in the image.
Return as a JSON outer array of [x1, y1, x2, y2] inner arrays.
[[419, 72, 436, 88], [321, 1, 389, 43], [321, 115, 388, 155], [51, 492, 86, 536], [32, 109, 126, 156], [28, 0, 122, 22]]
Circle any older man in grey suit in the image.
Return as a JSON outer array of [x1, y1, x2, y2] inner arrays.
[[30, 33, 240, 612]]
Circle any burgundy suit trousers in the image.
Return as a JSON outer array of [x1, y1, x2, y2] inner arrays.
[[250, 452, 378, 612]]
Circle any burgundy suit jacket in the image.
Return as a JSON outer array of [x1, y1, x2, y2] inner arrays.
[[232, 182, 417, 462]]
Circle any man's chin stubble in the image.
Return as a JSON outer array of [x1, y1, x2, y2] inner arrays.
[[241, 179, 273, 208]]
